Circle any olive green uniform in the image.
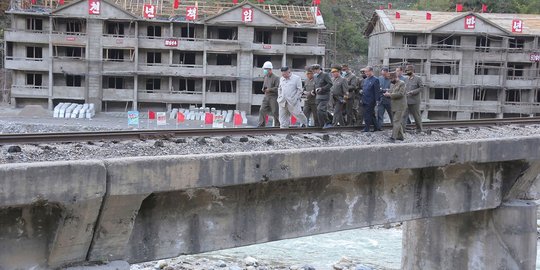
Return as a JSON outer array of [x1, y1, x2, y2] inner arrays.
[[388, 80, 407, 140], [258, 73, 280, 127], [302, 78, 318, 126]]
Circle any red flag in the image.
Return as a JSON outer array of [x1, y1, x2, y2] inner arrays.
[[258, 0, 264, 3], [204, 113, 214, 125], [233, 0, 238, 3], [456, 4, 463, 12], [173, 0, 179, 9], [482, 3, 487, 13], [426, 12, 432, 20], [388, 3, 392, 9], [59, 0, 64, 4], [177, 112, 185, 123], [234, 113, 242, 126], [395, 11, 400, 19], [32, 0, 36, 4], [291, 115, 297, 125], [313, 0, 320, 5], [148, 110, 156, 120]]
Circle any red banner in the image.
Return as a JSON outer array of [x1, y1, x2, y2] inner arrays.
[[148, 110, 156, 120], [426, 12, 431, 20], [395, 11, 400, 19], [464, 15, 476, 29], [177, 112, 185, 123], [242, 8, 253, 22], [173, 0, 179, 9], [164, 39, 179, 47], [143, 4, 156, 18], [186, 6, 198, 21], [456, 3, 463, 12], [88, 0, 100, 15], [512, 19, 523, 33]]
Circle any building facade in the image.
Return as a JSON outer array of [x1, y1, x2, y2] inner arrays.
[[4, 0, 325, 113], [365, 10, 540, 120]]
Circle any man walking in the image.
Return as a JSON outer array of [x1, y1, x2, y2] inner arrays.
[[361, 66, 381, 132], [257, 61, 280, 127], [277, 66, 308, 128], [329, 66, 348, 127], [377, 67, 392, 130], [342, 64, 360, 126], [312, 64, 333, 127], [383, 72, 407, 141], [402, 64, 424, 133], [302, 68, 318, 126]]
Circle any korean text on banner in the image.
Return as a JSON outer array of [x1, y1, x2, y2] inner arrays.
[[128, 111, 139, 126], [157, 112, 167, 126]]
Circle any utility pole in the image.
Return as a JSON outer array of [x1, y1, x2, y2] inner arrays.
[[333, 20, 337, 65]]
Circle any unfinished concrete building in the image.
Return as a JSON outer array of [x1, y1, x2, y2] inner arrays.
[[365, 10, 540, 120], [4, 0, 325, 113]]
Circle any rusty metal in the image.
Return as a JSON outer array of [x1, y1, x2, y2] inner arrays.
[[1, 117, 540, 145]]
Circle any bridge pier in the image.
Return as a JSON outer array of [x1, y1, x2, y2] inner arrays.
[[401, 200, 538, 270]]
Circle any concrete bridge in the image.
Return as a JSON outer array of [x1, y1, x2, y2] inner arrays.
[[1, 136, 539, 270]]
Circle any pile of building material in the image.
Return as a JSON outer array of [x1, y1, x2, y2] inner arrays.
[[53, 103, 95, 119]]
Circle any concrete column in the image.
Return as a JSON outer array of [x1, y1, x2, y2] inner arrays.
[[402, 200, 537, 270], [87, 194, 148, 262], [47, 199, 104, 268]]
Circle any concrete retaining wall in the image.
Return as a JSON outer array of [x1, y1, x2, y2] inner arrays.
[[1, 136, 539, 268]]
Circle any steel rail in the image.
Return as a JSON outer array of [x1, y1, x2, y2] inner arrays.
[[1, 117, 540, 144]]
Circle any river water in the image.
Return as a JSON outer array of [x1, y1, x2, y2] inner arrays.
[[137, 217, 539, 270], [199, 227, 539, 270]]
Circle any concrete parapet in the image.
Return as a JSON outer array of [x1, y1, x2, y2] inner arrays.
[[0, 161, 107, 269], [402, 200, 538, 270], [1, 136, 540, 268]]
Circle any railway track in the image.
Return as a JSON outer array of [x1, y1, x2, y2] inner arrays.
[[1, 117, 540, 144]]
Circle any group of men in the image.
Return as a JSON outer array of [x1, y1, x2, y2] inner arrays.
[[257, 61, 424, 141]]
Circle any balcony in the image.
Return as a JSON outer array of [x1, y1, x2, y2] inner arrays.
[[429, 74, 460, 86], [502, 102, 540, 114], [429, 49, 463, 60], [52, 58, 87, 74], [385, 46, 428, 59], [206, 65, 237, 77], [205, 92, 237, 104], [170, 64, 204, 77], [11, 85, 48, 98], [138, 91, 203, 103], [474, 75, 503, 87], [472, 101, 501, 113], [103, 89, 134, 101], [102, 35, 137, 48], [5, 29, 48, 44], [206, 39, 240, 52], [505, 77, 537, 88], [52, 86, 86, 99], [251, 43, 285, 54], [51, 32, 87, 45], [5, 57, 49, 71], [103, 61, 136, 75], [286, 43, 325, 55]]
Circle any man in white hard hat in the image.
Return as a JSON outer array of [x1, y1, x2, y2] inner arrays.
[[258, 61, 280, 127]]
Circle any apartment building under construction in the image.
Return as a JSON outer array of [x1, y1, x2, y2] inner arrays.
[[4, 0, 326, 113], [365, 9, 540, 120]]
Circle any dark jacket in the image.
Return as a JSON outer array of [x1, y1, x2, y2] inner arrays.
[[314, 72, 333, 101], [362, 75, 381, 105], [263, 73, 280, 97], [304, 78, 316, 104], [378, 76, 392, 104], [331, 77, 348, 102]]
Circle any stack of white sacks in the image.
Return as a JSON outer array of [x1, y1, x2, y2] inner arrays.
[[53, 103, 95, 119]]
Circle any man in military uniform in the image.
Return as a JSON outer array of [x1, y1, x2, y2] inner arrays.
[[257, 61, 280, 127], [312, 64, 333, 128], [302, 68, 318, 127], [377, 67, 392, 131], [383, 72, 407, 141], [342, 64, 360, 126], [402, 64, 424, 133], [356, 68, 367, 126], [329, 66, 349, 127]]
